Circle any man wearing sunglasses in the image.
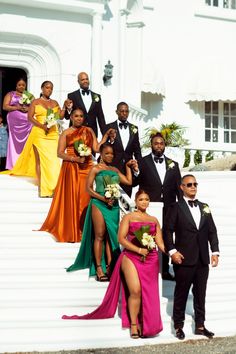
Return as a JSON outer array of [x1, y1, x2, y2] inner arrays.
[[164, 174, 220, 340]]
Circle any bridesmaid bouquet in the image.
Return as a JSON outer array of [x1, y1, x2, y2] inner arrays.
[[103, 175, 120, 201], [74, 140, 92, 156], [45, 108, 60, 129], [134, 225, 156, 261], [19, 90, 34, 105]]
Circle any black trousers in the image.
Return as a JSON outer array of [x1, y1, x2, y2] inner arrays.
[[173, 259, 209, 329]]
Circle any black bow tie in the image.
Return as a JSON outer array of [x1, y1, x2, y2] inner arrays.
[[82, 89, 89, 96], [188, 199, 198, 207], [154, 156, 164, 163], [119, 122, 128, 129]]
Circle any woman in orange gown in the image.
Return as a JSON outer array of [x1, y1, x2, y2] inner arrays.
[[39, 109, 112, 242]]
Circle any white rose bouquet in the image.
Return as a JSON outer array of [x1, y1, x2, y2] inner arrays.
[[103, 175, 120, 205], [19, 90, 34, 105], [74, 139, 92, 157], [45, 108, 60, 133], [134, 225, 156, 261]]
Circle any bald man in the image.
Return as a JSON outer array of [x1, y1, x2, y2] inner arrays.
[[65, 72, 106, 136]]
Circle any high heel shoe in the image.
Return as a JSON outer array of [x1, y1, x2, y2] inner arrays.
[[106, 264, 111, 278], [96, 265, 109, 282], [130, 323, 139, 339]]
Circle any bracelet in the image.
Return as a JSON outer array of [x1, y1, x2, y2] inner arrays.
[[70, 156, 74, 162]]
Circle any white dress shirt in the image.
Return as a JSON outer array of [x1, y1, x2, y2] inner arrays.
[[152, 154, 166, 184], [117, 120, 129, 149], [184, 196, 201, 229], [80, 88, 92, 112]]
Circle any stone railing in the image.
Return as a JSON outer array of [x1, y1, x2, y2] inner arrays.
[[128, 103, 148, 122], [187, 148, 234, 167]]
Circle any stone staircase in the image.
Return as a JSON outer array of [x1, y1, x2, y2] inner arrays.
[[0, 172, 235, 352]]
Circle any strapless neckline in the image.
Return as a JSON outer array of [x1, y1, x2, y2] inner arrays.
[[130, 221, 156, 224]]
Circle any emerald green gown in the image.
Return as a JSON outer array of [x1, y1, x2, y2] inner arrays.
[[66, 170, 121, 276]]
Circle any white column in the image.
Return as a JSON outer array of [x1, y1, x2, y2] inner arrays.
[[189, 149, 196, 166], [91, 11, 103, 93]]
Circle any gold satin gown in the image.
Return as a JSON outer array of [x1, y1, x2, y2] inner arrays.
[[5, 105, 61, 197]]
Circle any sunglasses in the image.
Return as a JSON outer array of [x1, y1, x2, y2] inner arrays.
[[182, 182, 198, 188]]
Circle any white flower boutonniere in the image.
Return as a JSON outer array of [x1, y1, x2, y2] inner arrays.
[[167, 160, 175, 169], [202, 204, 211, 215], [131, 125, 138, 134], [93, 95, 100, 102]]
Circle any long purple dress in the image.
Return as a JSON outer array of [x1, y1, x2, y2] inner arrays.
[[62, 221, 163, 338], [6, 91, 32, 169]]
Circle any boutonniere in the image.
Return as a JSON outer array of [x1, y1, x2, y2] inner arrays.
[[93, 94, 100, 102], [130, 125, 138, 134], [167, 159, 175, 169], [202, 204, 211, 215]]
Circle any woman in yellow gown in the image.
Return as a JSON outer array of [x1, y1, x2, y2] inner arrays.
[[5, 81, 68, 197]]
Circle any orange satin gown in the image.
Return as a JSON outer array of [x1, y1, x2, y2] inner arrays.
[[39, 126, 94, 242]]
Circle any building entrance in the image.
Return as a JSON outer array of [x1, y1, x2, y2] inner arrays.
[[0, 67, 27, 122]]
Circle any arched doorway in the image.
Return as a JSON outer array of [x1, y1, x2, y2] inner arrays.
[[0, 67, 28, 122]]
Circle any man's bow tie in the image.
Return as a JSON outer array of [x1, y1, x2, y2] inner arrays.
[[82, 89, 89, 96], [119, 122, 128, 129], [154, 156, 164, 163], [188, 199, 198, 207]]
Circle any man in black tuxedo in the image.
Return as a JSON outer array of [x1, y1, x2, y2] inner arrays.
[[164, 174, 219, 340], [106, 102, 142, 197], [134, 132, 182, 280], [65, 72, 106, 136]]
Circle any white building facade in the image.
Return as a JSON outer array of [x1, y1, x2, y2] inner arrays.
[[1, 0, 236, 158]]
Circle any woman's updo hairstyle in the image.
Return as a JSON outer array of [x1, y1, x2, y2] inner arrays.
[[135, 189, 150, 201], [41, 80, 53, 89]]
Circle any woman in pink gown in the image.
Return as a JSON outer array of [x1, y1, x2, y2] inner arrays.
[[3, 78, 33, 169], [63, 190, 165, 339]]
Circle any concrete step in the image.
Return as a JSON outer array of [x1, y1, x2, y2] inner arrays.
[[0, 172, 235, 352]]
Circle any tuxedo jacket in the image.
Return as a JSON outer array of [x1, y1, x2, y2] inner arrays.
[[106, 120, 142, 174], [65, 89, 106, 136], [134, 153, 182, 206], [164, 199, 219, 266]]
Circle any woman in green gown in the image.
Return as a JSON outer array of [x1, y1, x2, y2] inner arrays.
[[66, 142, 137, 281]]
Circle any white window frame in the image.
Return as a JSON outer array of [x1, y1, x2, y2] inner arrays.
[[204, 101, 236, 144], [205, 0, 236, 8]]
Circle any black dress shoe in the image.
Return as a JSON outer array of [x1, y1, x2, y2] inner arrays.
[[162, 272, 175, 281], [195, 327, 214, 338], [175, 328, 185, 340]]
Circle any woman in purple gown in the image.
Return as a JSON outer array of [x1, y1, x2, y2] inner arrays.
[[63, 190, 165, 339], [3, 78, 33, 169]]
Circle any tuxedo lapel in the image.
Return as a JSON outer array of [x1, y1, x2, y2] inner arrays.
[[198, 202, 206, 229], [124, 123, 134, 151], [163, 157, 174, 184], [179, 200, 197, 228], [114, 121, 124, 149], [146, 154, 162, 185], [88, 91, 96, 113]]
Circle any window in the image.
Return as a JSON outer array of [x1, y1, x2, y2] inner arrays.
[[223, 103, 236, 143], [205, 101, 236, 143], [205, 0, 236, 8], [205, 101, 219, 142]]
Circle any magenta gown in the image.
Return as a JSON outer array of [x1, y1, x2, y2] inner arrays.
[[6, 91, 32, 169], [62, 221, 163, 338]]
